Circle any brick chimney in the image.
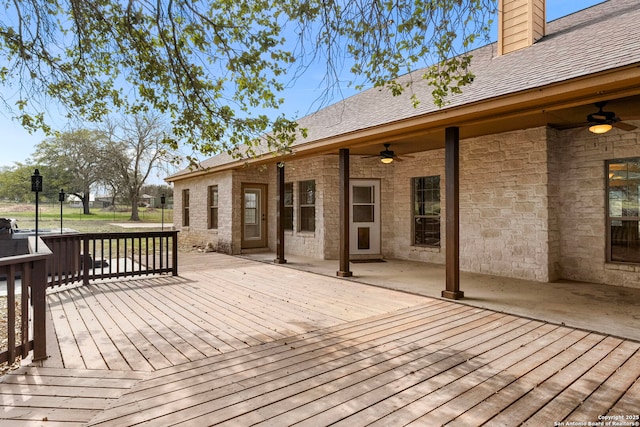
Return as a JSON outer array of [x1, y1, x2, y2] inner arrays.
[[498, 0, 546, 55]]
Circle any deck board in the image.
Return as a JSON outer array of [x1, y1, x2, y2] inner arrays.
[[86, 302, 462, 425], [78, 284, 153, 371], [0, 367, 147, 425], [1, 252, 639, 426], [447, 332, 604, 426], [498, 336, 630, 426], [47, 292, 85, 369], [560, 343, 640, 422], [70, 286, 126, 370], [531, 340, 640, 422], [121, 276, 235, 355]]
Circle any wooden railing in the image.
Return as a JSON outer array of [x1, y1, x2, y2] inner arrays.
[[1, 231, 178, 368], [42, 231, 178, 287], [0, 237, 49, 365]]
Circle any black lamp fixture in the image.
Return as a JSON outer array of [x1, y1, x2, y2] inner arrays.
[[31, 169, 43, 251], [59, 189, 65, 234]]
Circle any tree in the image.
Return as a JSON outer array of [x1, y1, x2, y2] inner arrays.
[[33, 129, 109, 214], [0, 163, 35, 203], [102, 113, 172, 221], [0, 162, 77, 203], [1, 0, 494, 162]]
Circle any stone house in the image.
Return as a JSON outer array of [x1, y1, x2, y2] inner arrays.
[[167, 0, 640, 294]]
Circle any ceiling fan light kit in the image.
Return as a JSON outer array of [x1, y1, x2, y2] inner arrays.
[[379, 143, 396, 164], [585, 101, 636, 134], [589, 123, 613, 134], [362, 143, 414, 163]]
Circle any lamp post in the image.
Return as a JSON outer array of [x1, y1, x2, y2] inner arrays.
[[160, 193, 166, 231], [59, 189, 65, 234], [31, 169, 43, 252]]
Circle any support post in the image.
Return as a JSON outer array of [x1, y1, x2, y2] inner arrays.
[[337, 148, 352, 277], [275, 163, 287, 264], [442, 127, 464, 299]]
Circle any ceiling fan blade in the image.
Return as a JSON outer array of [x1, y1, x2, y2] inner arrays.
[[614, 122, 638, 131]]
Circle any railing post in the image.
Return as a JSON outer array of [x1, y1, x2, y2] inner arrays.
[[159, 233, 164, 272], [83, 235, 90, 285], [172, 231, 178, 276], [21, 265, 30, 358], [7, 265, 16, 363], [31, 258, 48, 362]]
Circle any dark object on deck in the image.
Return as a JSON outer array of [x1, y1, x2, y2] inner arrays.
[[80, 254, 110, 269]]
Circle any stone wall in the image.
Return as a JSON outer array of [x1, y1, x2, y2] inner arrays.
[[271, 153, 394, 260], [390, 150, 446, 264], [267, 157, 327, 259], [459, 127, 554, 282], [558, 123, 640, 288], [172, 122, 640, 288], [173, 170, 233, 251]]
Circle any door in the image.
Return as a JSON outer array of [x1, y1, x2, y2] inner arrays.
[[242, 184, 268, 249], [349, 179, 381, 256]]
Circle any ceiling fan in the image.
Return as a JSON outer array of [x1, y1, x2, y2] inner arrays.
[[364, 143, 413, 164], [585, 101, 638, 134]]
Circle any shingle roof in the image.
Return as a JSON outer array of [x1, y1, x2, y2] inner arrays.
[[295, 0, 639, 140], [170, 0, 640, 178]]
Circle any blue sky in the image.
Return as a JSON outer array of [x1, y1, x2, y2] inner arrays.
[[0, 0, 605, 171]]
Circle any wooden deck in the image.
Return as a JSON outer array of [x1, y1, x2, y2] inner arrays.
[[1, 253, 639, 425]]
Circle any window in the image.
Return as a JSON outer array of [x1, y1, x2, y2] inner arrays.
[[283, 182, 293, 230], [182, 189, 190, 227], [299, 180, 316, 232], [353, 186, 375, 222], [208, 185, 218, 229], [412, 176, 440, 246], [607, 158, 640, 263]]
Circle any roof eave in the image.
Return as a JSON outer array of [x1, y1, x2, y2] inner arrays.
[[168, 63, 640, 182]]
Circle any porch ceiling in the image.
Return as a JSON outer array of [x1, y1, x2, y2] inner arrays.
[[319, 92, 640, 158]]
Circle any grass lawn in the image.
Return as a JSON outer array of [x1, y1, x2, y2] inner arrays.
[[0, 202, 174, 233]]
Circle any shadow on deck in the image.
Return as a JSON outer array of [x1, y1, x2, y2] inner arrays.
[[1, 252, 639, 425]]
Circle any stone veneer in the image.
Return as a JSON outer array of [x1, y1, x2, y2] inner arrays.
[[459, 127, 557, 282], [390, 150, 446, 265], [265, 157, 326, 259], [557, 124, 640, 288], [173, 122, 640, 288], [173, 170, 234, 251]]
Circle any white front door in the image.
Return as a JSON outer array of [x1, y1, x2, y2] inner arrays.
[[349, 179, 381, 256]]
